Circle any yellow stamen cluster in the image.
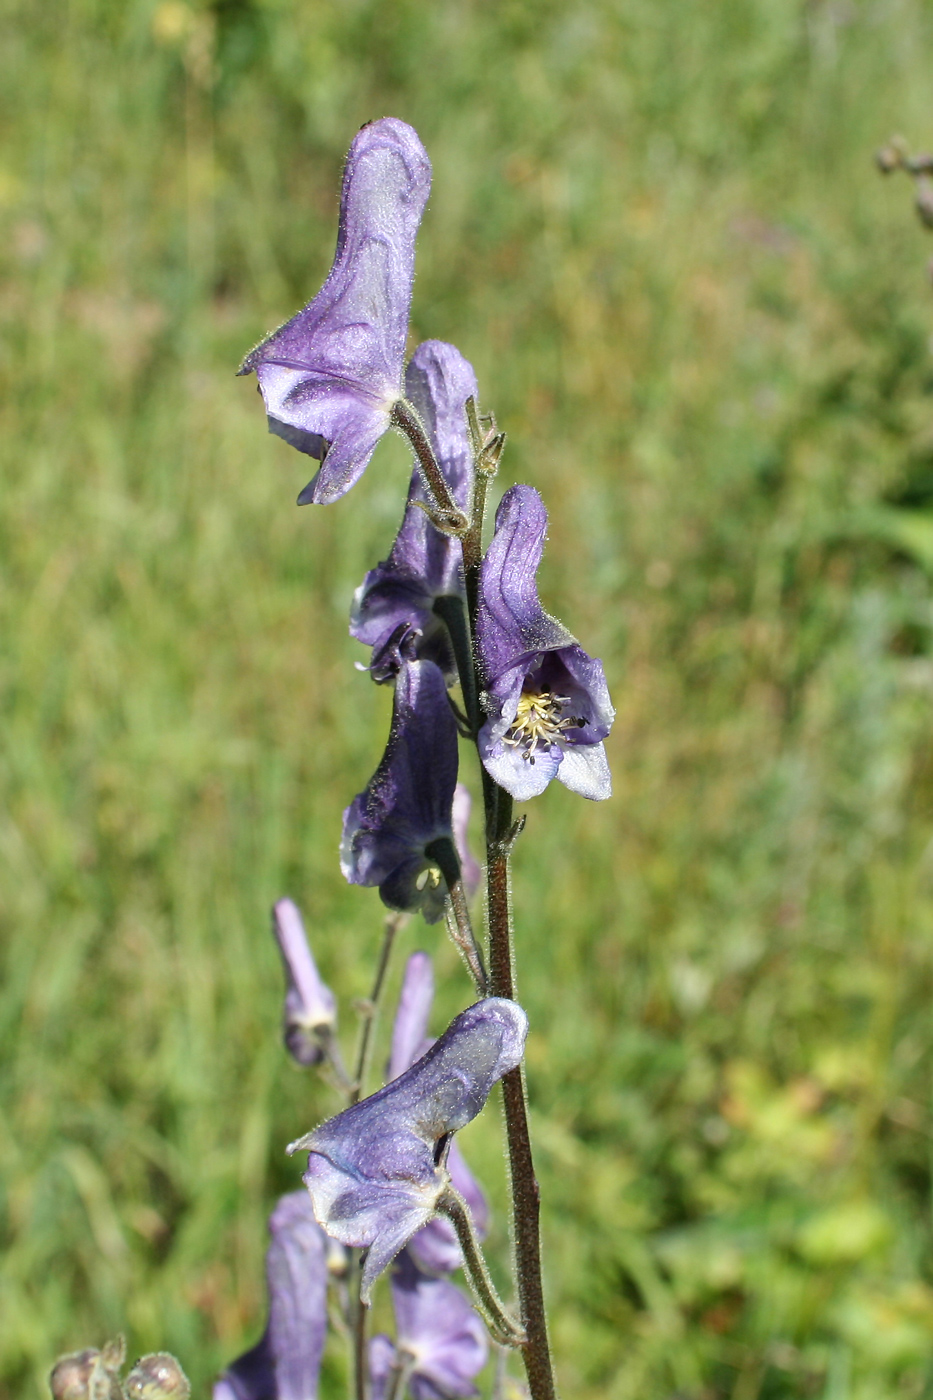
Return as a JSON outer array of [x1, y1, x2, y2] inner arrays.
[[502, 687, 585, 764]]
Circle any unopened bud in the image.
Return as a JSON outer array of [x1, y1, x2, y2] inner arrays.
[[876, 143, 904, 174], [48, 1341, 123, 1400], [123, 1354, 191, 1400], [916, 177, 933, 229]]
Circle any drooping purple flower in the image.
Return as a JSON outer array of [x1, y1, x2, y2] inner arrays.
[[272, 898, 337, 1067], [350, 341, 477, 678], [238, 119, 431, 505], [287, 998, 528, 1301], [213, 1192, 328, 1400], [476, 485, 615, 802], [387, 952, 488, 1274], [369, 1252, 488, 1399], [341, 657, 460, 923]]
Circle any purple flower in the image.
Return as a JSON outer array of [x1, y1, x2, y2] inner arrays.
[[388, 952, 489, 1274], [476, 485, 615, 802], [388, 950, 437, 1083], [272, 899, 337, 1067], [214, 1192, 328, 1400], [340, 657, 460, 923], [239, 119, 431, 505], [369, 1252, 488, 1399], [287, 998, 527, 1301], [350, 341, 477, 678], [451, 785, 481, 903]]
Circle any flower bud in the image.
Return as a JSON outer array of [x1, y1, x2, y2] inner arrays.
[[123, 1354, 191, 1400], [48, 1342, 123, 1400]]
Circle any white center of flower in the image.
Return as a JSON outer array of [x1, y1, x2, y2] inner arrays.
[[502, 687, 586, 765]]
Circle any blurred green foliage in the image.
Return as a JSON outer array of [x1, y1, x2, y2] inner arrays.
[[4, 0, 933, 1395]]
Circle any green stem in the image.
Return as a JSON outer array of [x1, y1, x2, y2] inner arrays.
[[391, 399, 469, 534], [433, 593, 480, 737], [352, 1250, 369, 1400], [350, 912, 403, 1105], [425, 836, 488, 994], [437, 1185, 525, 1347]]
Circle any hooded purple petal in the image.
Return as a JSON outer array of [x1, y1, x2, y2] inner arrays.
[[476, 485, 615, 802], [272, 899, 337, 1067], [340, 658, 460, 923], [239, 119, 431, 505], [350, 341, 477, 678], [391, 1251, 488, 1399], [214, 1192, 328, 1400], [387, 955, 489, 1275], [287, 998, 527, 1300]]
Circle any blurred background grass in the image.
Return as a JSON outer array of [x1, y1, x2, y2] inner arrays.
[[5, 0, 933, 1395]]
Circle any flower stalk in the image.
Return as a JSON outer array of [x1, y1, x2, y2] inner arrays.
[[437, 1185, 525, 1349]]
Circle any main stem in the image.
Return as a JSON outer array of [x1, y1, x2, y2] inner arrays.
[[486, 791, 557, 1400], [459, 416, 558, 1400]]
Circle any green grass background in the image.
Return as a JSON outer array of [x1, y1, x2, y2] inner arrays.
[[5, 0, 933, 1395]]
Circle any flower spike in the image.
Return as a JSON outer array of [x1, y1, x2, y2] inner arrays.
[[213, 1192, 328, 1400], [476, 484, 615, 801], [351, 341, 477, 679], [287, 998, 528, 1301], [272, 899, 338, 1067], [341, 656, 460, 923], [239, 119, 431, 505]]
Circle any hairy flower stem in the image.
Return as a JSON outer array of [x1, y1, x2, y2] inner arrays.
[[457, 419, 558, 1400], [352, 1251, 369, 1400], [391, 399, 469, 534], [351, 912, 405, 1105], [426, 836, 488, 993], [438, 1186, 525, 1347], [348, 912, 404, 1400], [487, 795, 557, 1400]]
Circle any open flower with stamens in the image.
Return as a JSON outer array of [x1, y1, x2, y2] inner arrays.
[[272, 898, 337, 1067], [389, 952, 489, 1274], [213, 1192, 328, 1400], [287, 998, 527, 1301], [341, 655, 460, 923], [369, 1252, 488, 1399], [350, 341, 477, 680], [476, 485, 615, 801], [238, 119, 431, 505]]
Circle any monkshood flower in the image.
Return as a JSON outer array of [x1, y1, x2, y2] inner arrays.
[[341, 656, 459, 923], [369, 1252, 488, 1399], [476, 484, 615, 802], [350, 341, 477, 678], [214, 1192, 328, 1400], [287, 998, 528, 1301], [272, 898, 337, 1066], [388, 951, 489, 1274], [238, 118, 431, 505]]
